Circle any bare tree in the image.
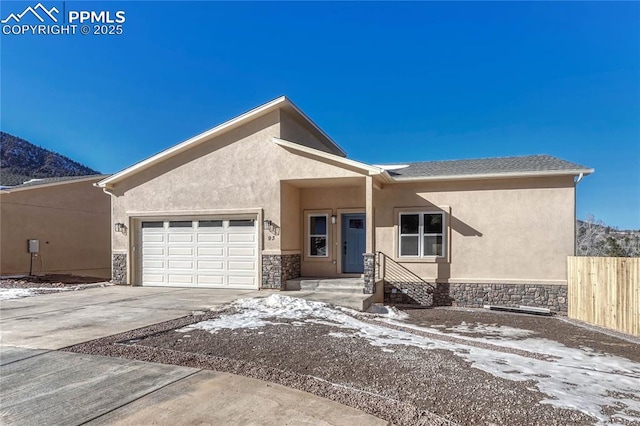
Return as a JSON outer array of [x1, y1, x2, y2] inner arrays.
[[576, 214, 640, 257]]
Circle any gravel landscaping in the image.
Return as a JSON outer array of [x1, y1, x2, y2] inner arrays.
[[65, 295, 640, 426]]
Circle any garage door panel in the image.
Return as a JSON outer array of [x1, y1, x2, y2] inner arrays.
[[197, 260, 224, 270], [168, 234, 194, 243], [142, 274, 165, 284], [168, 274, 195, 284], [228, 233, 256, 243], [228, 247, 255, 257], [197, 275, 225, 285], [141, 218, 257, 289], [142, 247, 165, 256], [168, 246, 194, 256], [167, 260, 194, 269], [228, 261, 256, 271], [228, 276, 256, 286], [198, 234, 224, 243], [142, 259, 165, 269], [142, 234, 165, 243], [198, 247, 224, 256]]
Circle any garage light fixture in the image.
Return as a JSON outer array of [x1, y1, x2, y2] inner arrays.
[[331, 215, 337, 224], [263, 219, 279, 235], [114, 222, 127, 234]]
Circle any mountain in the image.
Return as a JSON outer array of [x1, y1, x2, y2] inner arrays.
[[0, 132, 100, 186]]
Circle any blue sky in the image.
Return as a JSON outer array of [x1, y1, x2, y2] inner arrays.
[[1, 1, 639, 229]]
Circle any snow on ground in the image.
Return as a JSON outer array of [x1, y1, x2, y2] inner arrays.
[[0, 287, 71, 300], [435, 321, 536, 339], [0, 288, 37, 300], [181, 295, 640, 424]]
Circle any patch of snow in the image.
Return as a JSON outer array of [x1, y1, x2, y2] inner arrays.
[[185, 295, 640, 424], [441, 321, 536, 339], [366, 303, 409, 320], [0, 288, 36, 300]]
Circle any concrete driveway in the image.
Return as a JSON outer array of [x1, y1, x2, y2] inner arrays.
[[0, 286, 387, 425]]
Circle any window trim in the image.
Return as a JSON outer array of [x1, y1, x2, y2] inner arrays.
[[308, 213, 329, 258], [398, 211, 446, 259]]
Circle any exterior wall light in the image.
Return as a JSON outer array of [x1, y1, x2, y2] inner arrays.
[[331, 215, 337, 224], [115, 223, 127, 234], [263, 219, 279, 236]]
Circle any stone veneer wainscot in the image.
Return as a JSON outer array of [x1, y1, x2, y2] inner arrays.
[[112, 253, 127, 285], [262, 254, 301, 290], [384, 281, 568, 313]]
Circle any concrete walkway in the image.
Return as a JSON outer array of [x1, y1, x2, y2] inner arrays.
[[0, 287, 387, 425]]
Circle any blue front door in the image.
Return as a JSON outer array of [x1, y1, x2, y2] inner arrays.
[[342, 213, 366, 273]]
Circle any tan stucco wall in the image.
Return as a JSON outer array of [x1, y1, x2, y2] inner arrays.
[[110, 109, 366, 284], [0, 179, 111, 278], [374, 176, 576, 284]]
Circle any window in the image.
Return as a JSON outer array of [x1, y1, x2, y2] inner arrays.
[[229, 219, 254, 227], [169, 221, 192, 228], [198, 220, 223, 228], [399, 212, 445, 257], [308, 214, 328, 257], [142, 221, 163, 228]]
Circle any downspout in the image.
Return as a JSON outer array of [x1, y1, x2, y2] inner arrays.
[[96, 183, 118, 283]]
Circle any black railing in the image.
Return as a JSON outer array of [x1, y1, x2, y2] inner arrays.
[[376, 251, 435, 292]]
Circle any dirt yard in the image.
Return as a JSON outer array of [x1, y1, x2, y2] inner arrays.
[[65, 295, 640, 426]]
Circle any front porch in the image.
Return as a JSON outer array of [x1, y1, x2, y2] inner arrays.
[[267, 175, 379, 297]]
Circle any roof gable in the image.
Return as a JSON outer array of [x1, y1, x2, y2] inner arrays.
[[97, 97, 346, 188]]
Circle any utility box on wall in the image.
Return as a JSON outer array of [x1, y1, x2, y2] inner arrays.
[[27, 239, 40, 253]]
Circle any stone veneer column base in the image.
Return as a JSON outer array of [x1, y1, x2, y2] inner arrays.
[[262, 254, 301, 290], [384, 281, 568, 313], [363, 253, 375, 294], [112, 253, 127, 285]]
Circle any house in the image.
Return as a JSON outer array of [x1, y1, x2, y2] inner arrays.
[[96, 97, 593, 312], [0, 175, 111, 278]]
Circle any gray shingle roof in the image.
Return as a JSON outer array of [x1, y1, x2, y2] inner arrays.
[[381, 155, 592, 179], [2, 174, 106, 189]]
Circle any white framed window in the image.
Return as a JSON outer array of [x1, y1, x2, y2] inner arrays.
[[399, 212, 445, 257], [308, 214, 328, 257]]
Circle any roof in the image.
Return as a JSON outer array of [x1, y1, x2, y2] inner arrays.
[[97, 96, 346, 188], [0, 175, 106, 192], [379, 155, 594, 181]]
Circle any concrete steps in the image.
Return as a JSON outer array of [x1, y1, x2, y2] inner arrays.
[[284, 277, 373, 311], [286, 277, 364, 294]]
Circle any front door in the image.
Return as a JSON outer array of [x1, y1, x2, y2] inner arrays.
[[342, 213, 366, 273]]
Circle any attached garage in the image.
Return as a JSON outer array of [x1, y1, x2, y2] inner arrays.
[[139, 218, 258, 289]]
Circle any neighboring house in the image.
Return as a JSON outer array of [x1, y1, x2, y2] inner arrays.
[[0, 175, 111, 278], [96, 97, 593, 312]]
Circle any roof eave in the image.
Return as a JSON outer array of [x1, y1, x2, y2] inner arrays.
[[0, 175, 107, 193], [388, 168, 595, 183], [273, 137, 383, 176]]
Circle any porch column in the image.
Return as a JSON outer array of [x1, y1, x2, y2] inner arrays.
[[363, 176, 375, 294]]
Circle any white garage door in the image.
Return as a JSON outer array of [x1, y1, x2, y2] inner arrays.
[[140, 218, 258, 289]]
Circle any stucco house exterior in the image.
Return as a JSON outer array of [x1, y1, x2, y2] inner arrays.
[[0, 175, 111, 278], [96, 97, 593, 312]]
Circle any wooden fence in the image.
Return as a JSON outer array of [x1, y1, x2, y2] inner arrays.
[[567, 256, 639, 336]]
